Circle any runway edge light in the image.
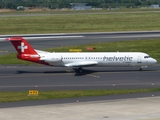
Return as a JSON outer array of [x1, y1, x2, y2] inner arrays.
[[28, 90, 39, 96]]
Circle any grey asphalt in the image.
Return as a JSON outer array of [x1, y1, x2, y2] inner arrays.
[[1, 31, 160, 55], [0, 12, 160, 119], [0, 63, 160, 119], [0, 10, 160, 17], [0, 64, 159, 92]]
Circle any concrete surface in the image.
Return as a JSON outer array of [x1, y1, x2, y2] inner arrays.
[[0, 96, 160, 120], [1, 65, 160, 92]]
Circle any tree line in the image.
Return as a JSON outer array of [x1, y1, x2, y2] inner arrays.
[[0, 0, 160, 9]]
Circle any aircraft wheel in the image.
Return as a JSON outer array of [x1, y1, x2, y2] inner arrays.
[[78, 67, 83, 73]]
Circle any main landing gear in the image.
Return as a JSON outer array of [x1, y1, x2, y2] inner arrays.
[[139, 68, 143, 71], [77, 67, 83, 73]]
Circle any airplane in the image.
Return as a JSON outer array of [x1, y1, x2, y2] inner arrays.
[[6, 37, 157, 72]]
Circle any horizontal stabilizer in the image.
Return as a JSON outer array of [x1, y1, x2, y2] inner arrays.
[[35, 49, 50, 54], [6, 37, 23, 41]]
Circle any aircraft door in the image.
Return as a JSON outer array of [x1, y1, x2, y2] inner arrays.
[[137, 56, 142, 63]]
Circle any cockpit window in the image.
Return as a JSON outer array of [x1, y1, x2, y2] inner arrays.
[[144, 56, 150, 58]]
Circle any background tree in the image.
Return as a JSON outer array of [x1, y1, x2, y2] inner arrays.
[[0, 0, 160, 9]]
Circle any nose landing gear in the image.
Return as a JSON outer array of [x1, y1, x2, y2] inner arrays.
[[139, 66, 148, 71]]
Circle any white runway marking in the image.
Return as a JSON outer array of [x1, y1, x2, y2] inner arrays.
[[0, 35, 84, 41], [100, 34, 160, 38], [24, 36, 84, 39]]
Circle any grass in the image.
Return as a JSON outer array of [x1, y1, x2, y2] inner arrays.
[[0, 53, 36, 65], [0, 10, 160, 103], [0, 88, 160, 102], [0, 39, 160, 64], [0, 12, 160, 34]]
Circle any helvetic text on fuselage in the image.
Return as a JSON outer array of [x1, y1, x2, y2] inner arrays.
[[103, 56, 133, 61]]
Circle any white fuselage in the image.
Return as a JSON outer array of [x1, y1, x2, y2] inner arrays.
[[39, 52, 157, 67], [8, 37, 157, 70]]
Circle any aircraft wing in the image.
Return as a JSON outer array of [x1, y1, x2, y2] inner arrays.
[[64, 61, 98, 67]]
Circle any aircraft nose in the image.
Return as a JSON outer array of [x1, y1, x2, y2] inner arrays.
[[152, 58, 157, 64]]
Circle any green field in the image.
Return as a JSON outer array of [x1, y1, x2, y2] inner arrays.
[[0, 11, 160, 34], [1, 88, 160, 103]]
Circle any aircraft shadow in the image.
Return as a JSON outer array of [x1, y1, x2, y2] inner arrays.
[[72, 68, 156, 76], [73, 69, 97, 76], [16, 69, 96, 76], [16, 68, 156, 76], [16, 70, 70, 74]]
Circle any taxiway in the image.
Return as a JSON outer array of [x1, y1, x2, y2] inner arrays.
[[1, 31, 160, 55], [0, 32, 160, 119], [0, 64, 159, 92]]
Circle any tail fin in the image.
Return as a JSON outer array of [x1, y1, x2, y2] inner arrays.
[[6, 37, 43, 64], [6, 37, 38, 55], [6, 37, 50, 66]]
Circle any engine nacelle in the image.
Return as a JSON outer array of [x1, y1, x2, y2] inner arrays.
[[40, 54, 62, 62]]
